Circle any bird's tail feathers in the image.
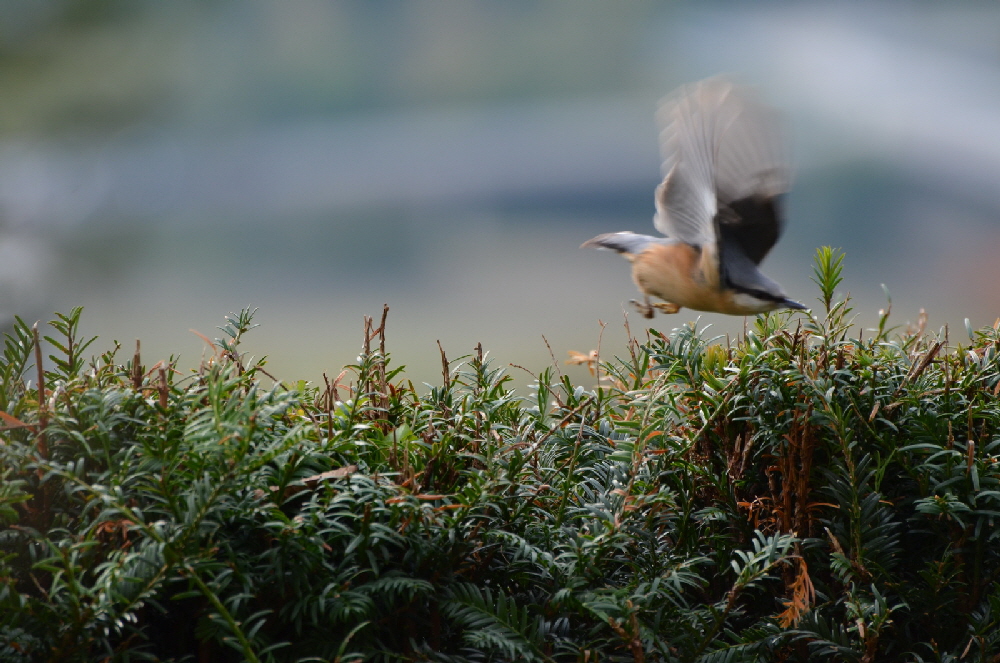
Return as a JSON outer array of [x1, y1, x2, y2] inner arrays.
[[581, 232, 659, 256]]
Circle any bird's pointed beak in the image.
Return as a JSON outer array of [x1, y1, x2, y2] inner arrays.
[[782, 298, 807, 311]]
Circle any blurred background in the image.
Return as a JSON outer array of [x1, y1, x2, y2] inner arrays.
[[2, 1, 1000, 389]]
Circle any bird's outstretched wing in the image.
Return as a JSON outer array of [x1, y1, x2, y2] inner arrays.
[[654, 77, 790, 264]]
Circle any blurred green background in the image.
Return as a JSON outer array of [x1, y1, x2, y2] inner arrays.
[[2, 1, 999, 388]]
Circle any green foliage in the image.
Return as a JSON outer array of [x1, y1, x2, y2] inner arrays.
[[3, 249, 1000, 661]]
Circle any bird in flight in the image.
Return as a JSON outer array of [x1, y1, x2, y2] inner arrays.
[[582, 77, 805, 318]]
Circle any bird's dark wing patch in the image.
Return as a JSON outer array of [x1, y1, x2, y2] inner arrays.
[[714, 194, 784, 265], [717, 232, 788, 304]]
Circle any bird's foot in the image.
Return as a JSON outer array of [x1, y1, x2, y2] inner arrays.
[[629, 299, 655, 319], [652, 302, 681, 314]]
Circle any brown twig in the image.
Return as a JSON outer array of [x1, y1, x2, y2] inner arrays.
[[542, 335, 564, 383], [132, 340, 143, 390], [885, 340, 943, 410], [473, 342, 484, 446], [158, 364, 169, 410], [905, 340, 942, 385], [378, 304, 389, 359], [594, 319, 608, 420], [362, 305, 391, 432], [437, 340, 450, 392], [32, 323, 48, 460]]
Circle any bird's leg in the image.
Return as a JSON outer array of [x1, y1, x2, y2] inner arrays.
[[630, 297, 655, 319], [652, 301, 681, 314]]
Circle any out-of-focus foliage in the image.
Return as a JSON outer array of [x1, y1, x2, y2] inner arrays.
[[3, 249, 1000, 661]]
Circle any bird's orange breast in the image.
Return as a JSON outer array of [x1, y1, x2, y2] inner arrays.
[[630, 242, 756, 315]]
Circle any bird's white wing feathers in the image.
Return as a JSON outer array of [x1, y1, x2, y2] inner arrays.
[[653, 78, 789, 244]]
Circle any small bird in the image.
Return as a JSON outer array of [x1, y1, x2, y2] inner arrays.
[[582, 77, 805, 317]]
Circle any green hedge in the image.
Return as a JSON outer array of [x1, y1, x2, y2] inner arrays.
[[2, 248, 1000, 662]]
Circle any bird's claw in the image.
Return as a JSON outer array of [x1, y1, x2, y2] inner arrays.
[[652, 302, 681, 314], [630, 299, 682, 318], [629, 299, 655, 319]]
